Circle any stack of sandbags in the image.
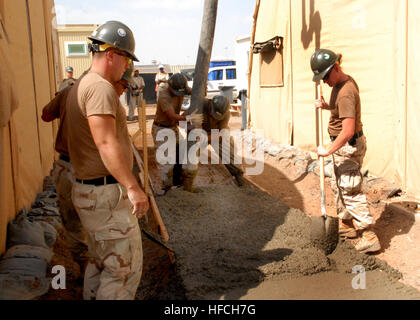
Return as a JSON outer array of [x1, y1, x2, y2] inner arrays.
[[0, 178, 61, 300]]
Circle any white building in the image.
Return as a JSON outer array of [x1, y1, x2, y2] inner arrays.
[[235, 35, 251, 94]]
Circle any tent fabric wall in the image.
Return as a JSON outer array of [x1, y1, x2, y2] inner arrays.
[[0, 126, 16, 253], [0, 0, 57, 254], [406, 0, 420, 195], [249, 0, 293, 145], [250, 0, 420, 197], [27, 0, 56, 177]]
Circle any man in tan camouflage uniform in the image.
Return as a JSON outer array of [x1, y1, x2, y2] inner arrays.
[[152, 73, 201, 193], [66, 21, 149, 300], [183, 95, 245, 192], [311, 48, 380, 254]]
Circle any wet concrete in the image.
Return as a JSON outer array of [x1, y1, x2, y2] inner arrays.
[[157, 185, 420, 300]]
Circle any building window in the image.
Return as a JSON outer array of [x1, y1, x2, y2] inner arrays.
[[65, 41, 88, 57], [252, 36, 284, 87], [226, 68, 237, 80], [208, 70, 223, 81]]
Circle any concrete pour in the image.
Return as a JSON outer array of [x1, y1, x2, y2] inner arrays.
[[157, 185, 420, 300]]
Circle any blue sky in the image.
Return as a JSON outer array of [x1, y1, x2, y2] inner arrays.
[[54, 0, 255, 65]]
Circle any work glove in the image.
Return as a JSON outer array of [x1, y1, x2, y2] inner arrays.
[[185, 109, 203, 128], [317, 145, 329, 157], [315, 97, 329, 109]]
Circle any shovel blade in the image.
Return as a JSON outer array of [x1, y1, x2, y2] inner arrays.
[[310, 215, 339, 255]]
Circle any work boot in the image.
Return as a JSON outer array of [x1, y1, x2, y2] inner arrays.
[[338, 219, 357, 239], [182, 169, 202, 193], [354, 228, 381, 254]]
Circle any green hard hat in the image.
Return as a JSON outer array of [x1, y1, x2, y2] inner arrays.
[[310, 49, 340, 82], [168, 73, 188, 96], [121, 62, 136, 86], [89, 20, 139, 62], [210, 95, 229, 121]]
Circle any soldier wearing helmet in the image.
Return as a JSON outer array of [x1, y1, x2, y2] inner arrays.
[[65, 21, 149, 300], [59, 66, 76, 91], [182, 95, 245, 192], [311, 48, 380, 254], [152, 73, 203, 194]]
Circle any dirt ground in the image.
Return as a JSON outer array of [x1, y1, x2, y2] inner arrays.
[[39, 106, 419, 300], [140, 106, 419, 299]]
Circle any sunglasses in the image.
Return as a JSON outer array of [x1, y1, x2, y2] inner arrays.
[[323, 67, 333, 81], [112, 50, 132, 64]]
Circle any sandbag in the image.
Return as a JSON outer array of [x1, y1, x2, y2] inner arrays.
[[3, 245, 53, 263], [0, 274, 50, 300], [0, 257, 47, 278], [7, 211, 48, 249], [37, 221, 57, 247]]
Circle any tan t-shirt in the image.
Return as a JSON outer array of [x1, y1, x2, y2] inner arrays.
[[154, 87, 184, 127], [328, 76, 363, 136], [66, 72, 133, 179]]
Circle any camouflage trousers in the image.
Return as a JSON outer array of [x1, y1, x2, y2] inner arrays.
[[51, 159, 87, 247], [330, 135, 373, 230], [152, 124, 195, 189], [72, 182, 142, 300]]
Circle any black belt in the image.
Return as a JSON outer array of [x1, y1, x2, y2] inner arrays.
[[330, 130, 363, 145], [76, 175, 118, 186], [153, 122, 174, 128], [59, 154, 70, 162]]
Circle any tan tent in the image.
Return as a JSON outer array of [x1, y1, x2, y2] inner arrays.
[[0, 0, 60, 253], [248, 0, 420, 198]]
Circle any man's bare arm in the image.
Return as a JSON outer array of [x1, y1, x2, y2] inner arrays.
[[88, 114, 149, 217]]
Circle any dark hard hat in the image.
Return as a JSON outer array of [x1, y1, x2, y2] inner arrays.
[[88, 20, 139, 61], [310, 49, 340, 82], [210, 95, 229, 121], [65, 66, 73, 72], [168, 73, 188, 96], [122, 62, 136, 86]]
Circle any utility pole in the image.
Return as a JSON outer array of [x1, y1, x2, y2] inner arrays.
[[186, 0, 218, 119]]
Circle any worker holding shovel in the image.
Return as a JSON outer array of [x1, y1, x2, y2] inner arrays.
[[311, 48, 381, 254], [152, 73, 203, 194]]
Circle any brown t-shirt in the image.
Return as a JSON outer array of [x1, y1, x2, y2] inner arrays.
[[42, 85, 72, 156], [202, 99, 230, 133], [66, 72, 133, 179], [328, 76, 363, 136], [154, 87, 184, 127]]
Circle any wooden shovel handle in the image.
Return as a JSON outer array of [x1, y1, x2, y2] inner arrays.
[[317, 84, 327, 216]]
